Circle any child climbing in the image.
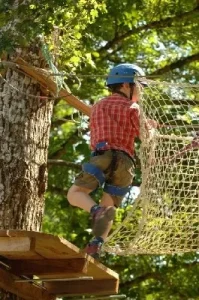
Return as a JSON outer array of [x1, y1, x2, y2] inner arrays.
[[67, 63, 147, 259]]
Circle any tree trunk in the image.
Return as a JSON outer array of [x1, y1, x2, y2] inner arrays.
[[0, 48, 54, 298]]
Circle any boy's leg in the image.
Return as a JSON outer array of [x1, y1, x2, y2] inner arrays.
[[88, 152, 135, 255], [67, 184, 96, 212], [100, 192, 115, 207], [85, 192, 116, 259], [67, 185, 115, 259], [67, 151, 117, 258], [91, 192, 116, 238], [68, 185, 116, 239]]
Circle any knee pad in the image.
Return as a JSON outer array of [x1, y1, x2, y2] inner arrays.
[[104, 184, 132, 196], [82, 163, 105, 186]]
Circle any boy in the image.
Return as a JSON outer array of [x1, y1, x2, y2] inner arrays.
[[67, 63, 147, 259]]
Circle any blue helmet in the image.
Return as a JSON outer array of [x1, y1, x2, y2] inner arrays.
[[106, 63, 146, 86]]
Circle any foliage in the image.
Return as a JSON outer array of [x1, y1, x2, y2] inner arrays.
[[43, 1, 199, 299], [1, 0, 199, 299], [0, 0, 105, 69]]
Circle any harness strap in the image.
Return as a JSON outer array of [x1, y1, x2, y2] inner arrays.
[[96, 141, 108, 150], [83, 163, 131, 196], [83, 141, 133, 196], [104, 183, 131, 196], [82, 163, 105, 187], [106, 150, 118, 178]]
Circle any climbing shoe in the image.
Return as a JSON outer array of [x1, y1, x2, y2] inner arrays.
[[91, 206, 116, 237]]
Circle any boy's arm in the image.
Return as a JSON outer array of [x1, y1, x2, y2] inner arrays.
[[130, 103, 158, 139], [130, 104, 140, 137]]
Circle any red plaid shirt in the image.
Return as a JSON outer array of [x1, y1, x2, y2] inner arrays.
[[90, 93, 140, 157]]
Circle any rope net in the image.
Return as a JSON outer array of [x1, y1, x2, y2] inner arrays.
[[104, 80, 199, 255]]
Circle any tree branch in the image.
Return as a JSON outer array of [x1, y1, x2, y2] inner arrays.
[[48, 141, 69, 160], [47, 185, 68, 195], [149, 52, 199, 75], [120, 272, 161, 288], [120, 261, 199, 295], [119, 271, 186, 299], [51, 112, 80, 129], [47, 159, 81, 171], [98, 6, 199, 53]]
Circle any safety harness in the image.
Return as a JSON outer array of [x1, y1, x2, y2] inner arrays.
[[82, 142, 133, 197]]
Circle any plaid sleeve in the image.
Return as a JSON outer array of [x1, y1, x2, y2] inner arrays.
[[130, 107, 140, 138]]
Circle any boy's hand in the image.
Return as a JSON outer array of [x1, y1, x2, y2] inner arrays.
[[146, 119, 159, 129], [143, 119, 159, 141]]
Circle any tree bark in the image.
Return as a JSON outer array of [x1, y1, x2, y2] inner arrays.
[[0, 48, 54, 298]]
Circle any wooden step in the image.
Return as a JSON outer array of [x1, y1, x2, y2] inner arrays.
[[0, 230, 119, 300]]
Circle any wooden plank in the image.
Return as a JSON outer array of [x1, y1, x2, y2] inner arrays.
[[0, 237, 31, 251], [86, 257, 119, 280], [0, 237, 41, 259], [9, 258, 88, 276], [34, 236, 82, 259], [0, 230, 84, 259], [0, 230, 119, 297], [0, 268, 55, 300], [1, 59, 91, 117], [34, 256, 119, 281], [0, 230, 119, 276], [14, 58, 92, 117], [44, 279, 119, 296]]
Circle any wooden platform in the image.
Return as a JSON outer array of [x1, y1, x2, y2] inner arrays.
[[0, 230, 119, 300]]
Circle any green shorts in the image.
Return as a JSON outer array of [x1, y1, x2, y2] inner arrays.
[[74, 150, 135, 207]]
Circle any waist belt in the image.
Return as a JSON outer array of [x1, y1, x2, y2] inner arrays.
[[93, 149, 136, 166]]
